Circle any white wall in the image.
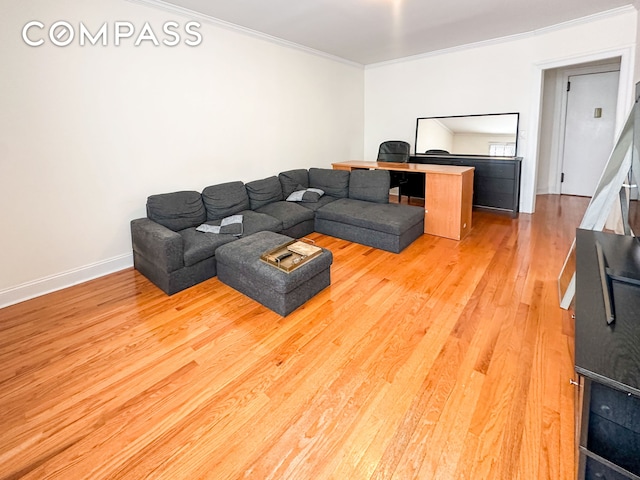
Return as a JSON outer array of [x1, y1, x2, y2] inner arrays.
[[537, 69, 560, 194], [364, 7, 637, 214], [452, 133, 516, 155], [416, 119, 453, 154], [636, 12, 640, 86], [0, 0, 364, 306]]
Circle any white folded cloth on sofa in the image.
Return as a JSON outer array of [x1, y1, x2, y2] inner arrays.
[[196, 214, 244, 236]]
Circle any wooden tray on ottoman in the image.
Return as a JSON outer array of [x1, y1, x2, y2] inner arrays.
[[260, 239, 322, 273]]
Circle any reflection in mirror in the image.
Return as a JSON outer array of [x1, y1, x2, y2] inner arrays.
[[415, 113, 520, 156]]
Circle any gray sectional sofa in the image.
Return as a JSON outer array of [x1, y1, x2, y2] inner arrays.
[[131, 167, 425, 295]]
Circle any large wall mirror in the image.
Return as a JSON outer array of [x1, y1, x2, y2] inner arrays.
[[415, 112, 520, 157]]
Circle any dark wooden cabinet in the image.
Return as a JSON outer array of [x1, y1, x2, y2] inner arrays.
[[575, 229, 640, 480], [410, 154, 521, 217]]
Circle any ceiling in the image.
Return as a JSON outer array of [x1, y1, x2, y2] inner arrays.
[[153, 0, 637, 65]]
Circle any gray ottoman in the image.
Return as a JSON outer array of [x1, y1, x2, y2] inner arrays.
[[215, 231, 332, 316]]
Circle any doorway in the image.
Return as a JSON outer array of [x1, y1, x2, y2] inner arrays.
[[535, 58, 622, 197], [560, 70, 620, 196]]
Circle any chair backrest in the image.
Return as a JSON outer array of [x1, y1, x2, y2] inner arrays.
[[377, 141, 410, 163], [425, 149, 450, 155]]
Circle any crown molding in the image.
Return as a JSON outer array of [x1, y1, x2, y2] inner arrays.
[[124, 0, 364, 68], [125, 1, 634, 69], [366, 5, 637, 69]]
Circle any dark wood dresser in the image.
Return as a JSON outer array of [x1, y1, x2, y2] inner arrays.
[[575, 229, 640, 479], [410, 154, 521, 217]]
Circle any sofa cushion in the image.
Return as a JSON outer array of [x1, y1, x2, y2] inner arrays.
[[147, 191, 206, 232], [246, 176, 283, 210], [202, 181, 250, 221], [179, 227, 237, 267], [255, 201, 315, 230], [309, 168, 350, 199], [279, 169, 309, 198], [316, 198, 424, 235], [349, 169, 390, 204], [297, 195, 339, 212], [183, 210, 281, 265], [236, 210, 283, 236]]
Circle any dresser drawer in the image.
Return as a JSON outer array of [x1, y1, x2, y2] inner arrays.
[[585, 383, 640, 476], [473, 162, 516, 179], [590, 382, 640, 432], [584, 456, 635, 480]]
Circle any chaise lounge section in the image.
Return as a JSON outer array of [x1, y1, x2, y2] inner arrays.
[[130, 167, 424, 295], [314, 169, 425, 253]]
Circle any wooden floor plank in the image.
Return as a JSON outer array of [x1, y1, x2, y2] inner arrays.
[[0, 194, 588, 479]]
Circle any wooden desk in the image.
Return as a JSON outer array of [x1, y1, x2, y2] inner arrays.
[[411, 155, 521, 217], [332, 161, 474, 240]]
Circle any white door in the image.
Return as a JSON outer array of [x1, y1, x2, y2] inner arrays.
[[561, 71, 619, 197]]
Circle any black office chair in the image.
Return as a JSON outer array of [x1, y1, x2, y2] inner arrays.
[[377, 141, 411, 201], [378, 140, 410, 163], [425, 149, 450, 155]]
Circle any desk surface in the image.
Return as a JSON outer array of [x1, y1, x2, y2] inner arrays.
[[332, 161, 474, 176]]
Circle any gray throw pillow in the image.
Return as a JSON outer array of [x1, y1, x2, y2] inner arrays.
[[279, 169, 309, 198], [286, 185, 324, 203], [302, 188, 324, 202]]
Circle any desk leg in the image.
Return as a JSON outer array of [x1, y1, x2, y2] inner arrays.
[[424, 171, 473, 240]]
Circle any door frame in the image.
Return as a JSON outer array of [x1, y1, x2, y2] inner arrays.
[[524, 46, 634, 213], [554, 64, 621, 195]]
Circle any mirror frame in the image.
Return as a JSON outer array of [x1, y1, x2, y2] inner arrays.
[[414, 112, 520, 157]]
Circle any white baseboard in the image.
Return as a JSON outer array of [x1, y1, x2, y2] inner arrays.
[[0, 254, 134, 309]]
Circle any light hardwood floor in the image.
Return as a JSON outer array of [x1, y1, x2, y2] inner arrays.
[[0, 194, 588, 480]]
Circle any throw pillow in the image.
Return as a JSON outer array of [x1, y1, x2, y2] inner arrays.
[[286, 187, 306, 202], [278, 169, 309, 198], [286, 185, 324, 203], [302, 188, 324, 203]]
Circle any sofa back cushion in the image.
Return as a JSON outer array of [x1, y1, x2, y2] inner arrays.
[[245, 176, 283, 210], [279, 169, 309, 198], [349, 169, 390, 204], [147, 191, 206, 231], [202, 181, 250, 221], [309, 168, 350, 198]]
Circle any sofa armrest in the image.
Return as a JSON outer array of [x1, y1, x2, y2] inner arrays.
[[131, 218, 184, 273]]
